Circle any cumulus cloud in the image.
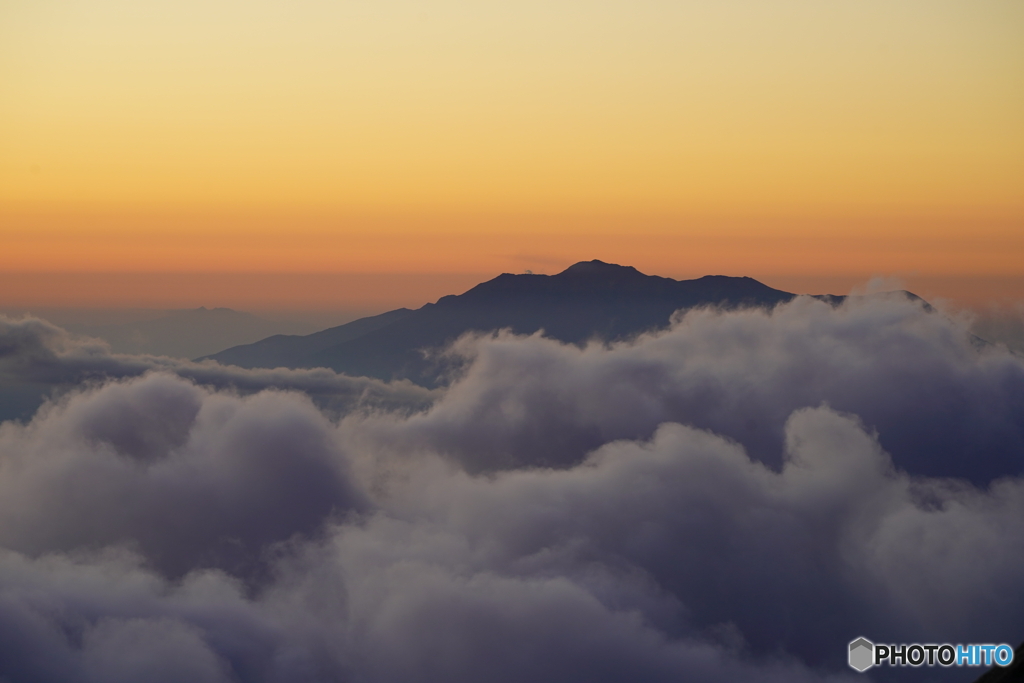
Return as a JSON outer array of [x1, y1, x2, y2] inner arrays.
[[0, 373, 368, 579], [0, 295, 1022, 682], [352, 294, 1024, 482]]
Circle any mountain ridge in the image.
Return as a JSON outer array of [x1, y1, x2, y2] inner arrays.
[[202, 260, 837, 385]]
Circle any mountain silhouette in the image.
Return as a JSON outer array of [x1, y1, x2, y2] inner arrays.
[[202, 260, 822, 385]]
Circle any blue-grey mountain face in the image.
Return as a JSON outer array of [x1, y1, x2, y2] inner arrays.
[[204, 261, 805, 384], [198, 307, 414, 370]]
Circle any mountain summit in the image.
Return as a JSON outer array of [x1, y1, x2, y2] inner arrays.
[[203, 261, 805, 384]]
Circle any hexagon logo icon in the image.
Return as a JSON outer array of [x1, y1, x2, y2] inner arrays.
[[849, 637, 874, 672]]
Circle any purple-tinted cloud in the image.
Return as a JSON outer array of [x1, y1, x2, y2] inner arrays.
[[0, 295, 1021, 682]]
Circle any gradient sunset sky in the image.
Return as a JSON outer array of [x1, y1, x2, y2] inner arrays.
[[1, 0, 1021, 311]]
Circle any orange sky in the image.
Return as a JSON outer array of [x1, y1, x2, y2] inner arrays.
[[1, 0, 1021, 310]]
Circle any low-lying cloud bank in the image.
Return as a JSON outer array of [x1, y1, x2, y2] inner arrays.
[[0, 295, 1022, 682], [0, 315, 435, 421]]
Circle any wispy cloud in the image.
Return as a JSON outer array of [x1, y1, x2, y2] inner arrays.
[[0, 315, 436, 421]]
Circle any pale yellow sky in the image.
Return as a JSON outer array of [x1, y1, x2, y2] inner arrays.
[[0, 0, 1021, 306]]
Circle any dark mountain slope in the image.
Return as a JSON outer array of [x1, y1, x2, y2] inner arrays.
[[205, 307, 411, 369]]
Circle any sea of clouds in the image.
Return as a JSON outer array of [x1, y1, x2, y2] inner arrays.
[[0, 294, 1022, 682]]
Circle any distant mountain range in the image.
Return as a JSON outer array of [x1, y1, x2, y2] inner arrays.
[[203, 260, 842, 385], [64, 307, 319, 359]]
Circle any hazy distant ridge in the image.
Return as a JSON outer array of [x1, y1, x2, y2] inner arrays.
[[65, 307, 319, 359]]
